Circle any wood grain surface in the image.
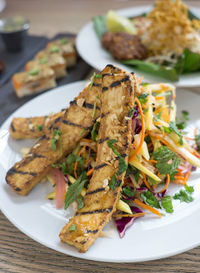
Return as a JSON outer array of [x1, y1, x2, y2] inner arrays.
[[1, 1, 200, 272]]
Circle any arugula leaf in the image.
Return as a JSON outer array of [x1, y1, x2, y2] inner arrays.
[[161, 195, 173, 213], [76, 196, 84, 209], [140, 191, 161, 209], [91, 121, 100, 141], [122, 186, 135, 197], [107, 139, 128, 175], [153, 146, 181, 179], [173, 189, 194, 203], [184, 184, 194, 194], [121, 59, 180, 82], [68, 224, 76, 232], [93, 15, 107, 39], [195, 134, 200, 152], [163, 121, 183, 145], [183, 48, 200, 73], [64, 172, 88, 209], [109, 174, 117, 190]]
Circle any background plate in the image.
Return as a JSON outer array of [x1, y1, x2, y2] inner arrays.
[[76, 6, 200, 87], [0, 81, 200, 263]]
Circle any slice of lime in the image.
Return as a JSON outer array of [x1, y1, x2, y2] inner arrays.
[[106, 10, 137, 34]]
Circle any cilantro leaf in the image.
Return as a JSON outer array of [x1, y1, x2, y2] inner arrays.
[[195, 134, 200, 152], [125, 164, 140, 182], [109, 174, 118, 190], [173, 189, 194, 203], [153, 146, 181, 179], [122, 186, 135, 197], [163, 122, 183, 145], [64, 172, 88, 209], [50, 138, 57, 151], [161, 195, 173, 213], [140, 191, 161, 209], [184, 184, 194, 194]]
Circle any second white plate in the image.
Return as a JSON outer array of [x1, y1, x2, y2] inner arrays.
[[76, 5, 200, 87]]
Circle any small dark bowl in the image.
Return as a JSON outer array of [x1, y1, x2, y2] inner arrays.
[[0, 16, 30, 52]]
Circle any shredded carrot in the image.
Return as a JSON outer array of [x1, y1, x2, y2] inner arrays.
[[141, 172, 151, 191], [155, 96, 164, 101], [86, 168, 94, 176], [175, 176, 186, 181], [154, 122, 163, 126], [134, 199, 162, 217], [138, 76, 144, 84], [80, 138, 93, 143], [185, 145, 200, 158], [157, 171, 161, 178], [148, 159, 157, 164], [156, 174, 170, 193], [195, 128, 198, 137], [184, 136, 194, 141], [115, 213, 146, 218], [129, 98, 145, 162], [74, 146, 86, 179]]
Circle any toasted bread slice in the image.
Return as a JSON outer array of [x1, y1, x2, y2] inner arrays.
[[59, 71, 137, 252], [6, 65, 123, 196], [12, 67, 56, 98]]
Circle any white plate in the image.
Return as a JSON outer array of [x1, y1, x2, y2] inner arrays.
[[0, 81, 200, 263], [77, 5, 200, 87]]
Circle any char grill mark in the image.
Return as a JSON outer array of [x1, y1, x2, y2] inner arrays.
[[98, 137, 109, 144], [92, 83, 101, 87], [76, 207, 113, 216], [7, 168, 37, 176], [86, 187, 105, 195], [62, 120, 91, 130], [10, 122, 16, 132], [86, 229, 99, 234], [102, 87, 108, 92], [70, 100, 100, 110], [110, 75, 130, 88], [94, 163, 107, 171]]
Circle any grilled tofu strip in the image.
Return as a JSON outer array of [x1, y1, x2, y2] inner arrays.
[[9, 111, 65, 139], [6, 65, 124, 196], [59, 72, 137, 252]]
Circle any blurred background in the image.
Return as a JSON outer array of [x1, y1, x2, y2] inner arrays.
[[0, 0, 197, 36]]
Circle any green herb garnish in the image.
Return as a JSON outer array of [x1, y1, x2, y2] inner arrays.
[[163, 121, 183, 145], [195, 134, 200, 152], [107, 139, 128, 175], [64, 172, 88, 209], [161, 195, 173, 213], [109, 174, 118, 190], [76, 196, 84, 209], [122, 186, 135, 197], [60, 38, 68, 45], [173, 188, 194, 203], [90, 73, 102, 89], [91, 121, 100, 141], [79, 128, 85, 137], [68, 224, 76, 232], [39, 57, 48, 64], [92, 102, 97, 119], [138, 94, 148, 106], [50, 129, 62, 152], [128, 107, 134, 117], [153, 146, 181, 179], [50, 138, 57, 151], [176, 110, 189, 130], [140, 191, 161, 209], [50, 45, 59, 53], [36, 124, 43, 132], [29, 68, 39, 76], [184, 184, 194, 194]]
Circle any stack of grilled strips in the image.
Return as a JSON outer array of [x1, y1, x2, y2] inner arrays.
[[6, 65, 138, 252]]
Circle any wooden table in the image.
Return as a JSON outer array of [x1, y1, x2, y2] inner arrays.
[[1, 1, 200, 272]]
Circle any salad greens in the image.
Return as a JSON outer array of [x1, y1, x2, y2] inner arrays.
[[93, 11, 200, 81]]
